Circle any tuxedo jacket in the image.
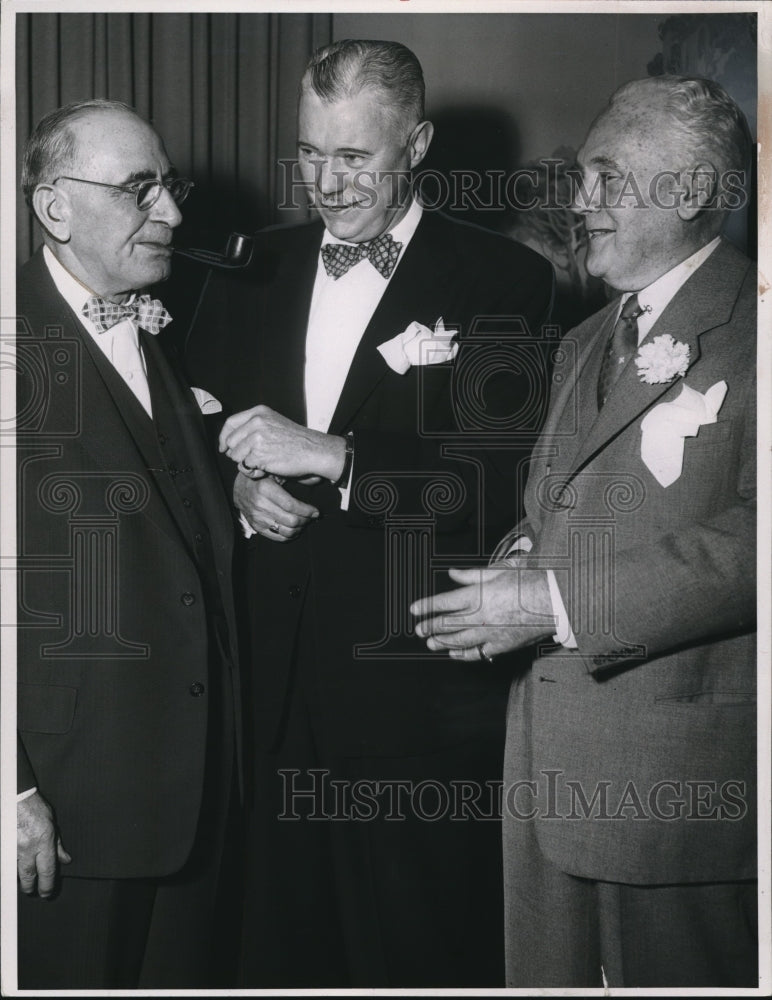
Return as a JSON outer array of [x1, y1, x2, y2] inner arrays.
[[16, 249, 241, 879], [185, 210, 554, 757], [514, 238, 756, 884]]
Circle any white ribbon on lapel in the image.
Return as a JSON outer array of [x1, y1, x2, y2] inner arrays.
[[377, 317, 459, 375], [190, 386, 223, 414], [640, 381, 727, 487]]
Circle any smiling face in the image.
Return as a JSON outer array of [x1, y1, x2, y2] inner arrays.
[[51, 109, 182, 300], [297, 86, 431, 243], [575, 101, 702, 292]]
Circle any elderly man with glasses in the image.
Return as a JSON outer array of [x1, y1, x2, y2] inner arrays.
[[15, 99, 241, 989]]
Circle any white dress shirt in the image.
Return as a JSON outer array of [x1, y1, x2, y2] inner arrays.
[[536, 237, 722, 647], [304, 198, 423, 435], [239, 199, 424, 537], [43, 246, 154, 418], [301, 198, 423, 508]]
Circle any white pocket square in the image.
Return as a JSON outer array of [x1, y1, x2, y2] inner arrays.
[[190, 386, 223, 414], [640, 381, 727, 487], [377, 317, 459, 375]]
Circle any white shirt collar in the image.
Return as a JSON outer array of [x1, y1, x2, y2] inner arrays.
[[621, 236, 721, 343], [42, 244, 95, 317], [320, 197, 423, 249], [42, 245, 139, 330]]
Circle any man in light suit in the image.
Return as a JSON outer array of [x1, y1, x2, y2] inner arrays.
[[185, 39, 553, 986], [412, 75, 757, 987], [16, 100, 241, 988]]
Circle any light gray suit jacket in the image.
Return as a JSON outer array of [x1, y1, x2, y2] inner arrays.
[[509, 237, 756, 884]]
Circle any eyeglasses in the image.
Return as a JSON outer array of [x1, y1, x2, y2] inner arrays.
[[52, 175, 194, 210]]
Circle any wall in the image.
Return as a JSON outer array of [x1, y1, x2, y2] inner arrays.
[[332, 13, 666, 166]]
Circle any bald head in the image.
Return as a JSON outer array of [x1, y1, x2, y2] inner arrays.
[[24, 100, 183, 299], [21, 99, 144, 206]]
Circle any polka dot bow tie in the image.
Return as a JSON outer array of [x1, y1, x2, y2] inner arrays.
[[82, 294, 173, 335], [321, 232, 403, 280]]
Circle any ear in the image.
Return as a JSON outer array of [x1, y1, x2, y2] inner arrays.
[[31, 183, 72, 242], [677, 161, 718, 221], [407, 120, 434, 170]]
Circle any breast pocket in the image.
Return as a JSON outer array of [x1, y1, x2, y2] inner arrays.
[[18, 683, 78, 734]]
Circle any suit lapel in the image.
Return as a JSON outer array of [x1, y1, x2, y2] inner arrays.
[[258, 223, 322, 424], [537, 303, 616, 477], [328, 212, 457, 434], [142, 331, 235, 564], [75, 322, 196, 551], [21, 253, 195, 551], [567, 239, 751, 478]]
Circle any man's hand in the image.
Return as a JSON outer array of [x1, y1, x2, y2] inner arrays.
[[410, 566, 556, 661], [17, 791, 71, 898], [234, 471, 319, 542], [220, 405, 346, 482]]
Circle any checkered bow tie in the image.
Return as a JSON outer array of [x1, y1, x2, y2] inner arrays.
[[82, 294, 172, 335], [321, 232, 403, 280]]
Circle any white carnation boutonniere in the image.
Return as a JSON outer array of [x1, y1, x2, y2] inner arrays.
[[377, 317, 459, 375], [635, 334, 690, 385]]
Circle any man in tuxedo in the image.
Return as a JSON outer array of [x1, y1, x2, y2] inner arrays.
[[186, 39, 553, 986], [16, 99, 241, 988], [412, 75, 757, 987]]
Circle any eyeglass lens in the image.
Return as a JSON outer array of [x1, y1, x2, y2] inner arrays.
[[136, 178, 192, 209]]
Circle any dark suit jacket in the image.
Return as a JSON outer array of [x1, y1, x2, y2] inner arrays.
[[513, 238, 756, 883], [185, 210, 554, 757], [16, 248, 241, 879]]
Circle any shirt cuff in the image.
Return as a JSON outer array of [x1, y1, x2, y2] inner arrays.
[[546, 570, 577, 648], [506, 534, 533, 556], [17, 786, 37, 802], [338, 452, 354, 511], [239, 511, 256, 539]]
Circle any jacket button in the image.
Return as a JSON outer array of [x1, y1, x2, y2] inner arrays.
[[195, 533, 203, 543], [158, 433, 167, 445], [288, 584, 301, 599], [183, 498, 192, 507], [181, 592, 196, 606], [189, 682, 205, 697]]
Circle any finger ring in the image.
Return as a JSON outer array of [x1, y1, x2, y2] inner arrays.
[[478, 643, 494, 663], [268, 522, 281, 534]]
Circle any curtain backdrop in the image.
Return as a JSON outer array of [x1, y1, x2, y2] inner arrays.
[[16, 12, 332, 262]]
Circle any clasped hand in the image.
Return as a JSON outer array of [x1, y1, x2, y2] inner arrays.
[[220, 406, 347, 542], [234, 471, 320, 542], [219, 405, 345, 482], [410, 565, 555, 661]]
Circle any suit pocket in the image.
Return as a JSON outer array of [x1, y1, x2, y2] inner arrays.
[[654, 690, 755, 707], [18, 683, 77, 734], [688, 418, 734, 448]]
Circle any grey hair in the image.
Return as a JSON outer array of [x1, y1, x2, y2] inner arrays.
[[608, 75, 753, 175], [21, 98, 139, 207], [300, 39, 425, 136]]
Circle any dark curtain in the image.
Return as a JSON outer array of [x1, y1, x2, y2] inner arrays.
[[16, 12, 332, 262]]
